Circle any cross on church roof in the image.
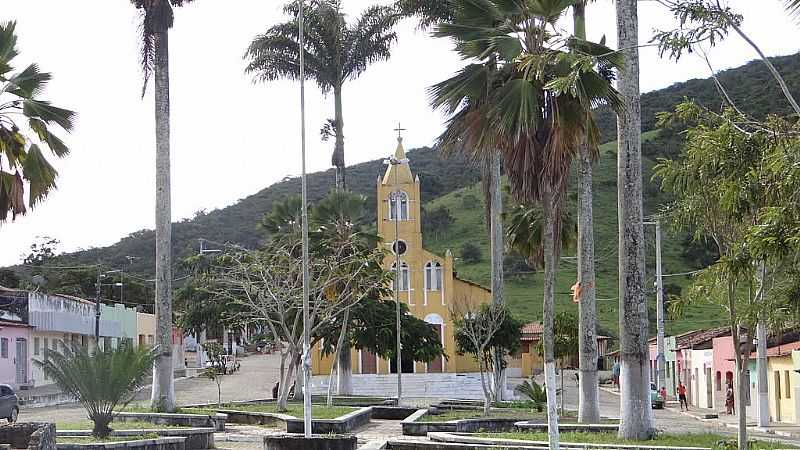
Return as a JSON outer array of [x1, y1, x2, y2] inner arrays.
[[394, 122, 406, 140]]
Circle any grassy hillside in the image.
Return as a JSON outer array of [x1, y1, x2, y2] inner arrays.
[[422, 131, 712, 337]]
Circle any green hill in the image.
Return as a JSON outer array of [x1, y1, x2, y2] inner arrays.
[[21, 53, 800, 336]]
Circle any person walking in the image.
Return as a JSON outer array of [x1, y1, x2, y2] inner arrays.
[[678, 381, 689, 411], [660, 386, 667, 403], [725, 382, 735, 415]]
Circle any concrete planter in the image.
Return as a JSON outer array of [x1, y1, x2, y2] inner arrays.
[[263, 434, 356, 450], [57, 428, 213, 450], [57, 437, 186, 450], [370, 407, 418, 420], [401, 409, 549, 436], [285, 407, 372, 434], [514, 421, 619, 433], [115, 412, 227, 432], [424, 432, 711, 450]]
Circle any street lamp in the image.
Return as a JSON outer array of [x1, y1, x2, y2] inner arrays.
[[384, 152, 408, 405], [95, 269, 124, 345]]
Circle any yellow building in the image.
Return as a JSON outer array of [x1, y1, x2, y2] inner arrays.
[[312, 137, 492, 375], [765, 342, 800, 423]]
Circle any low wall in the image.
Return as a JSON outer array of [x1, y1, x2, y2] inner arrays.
[[514, 422, 619, 433], [56, 437, 186, 450], [400, 410, 454, 437], [263, 434, 356, 450], [214, 409, 292, 427], [401, 410, 538, 436], [57, 429, 213, 450], [115, 412, 227, 432], [0, 422, 56, 450], [285, 407, 372, 434], [426, 432, 712, 450]]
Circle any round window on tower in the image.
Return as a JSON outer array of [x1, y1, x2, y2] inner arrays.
[[392, 240, 408, 255]]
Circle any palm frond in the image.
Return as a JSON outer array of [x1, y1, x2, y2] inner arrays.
[[343, 5, 399, 81]]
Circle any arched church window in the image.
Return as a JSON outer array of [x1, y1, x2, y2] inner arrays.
[[390, 261, 410, 291], [425, 261, 443, 291], [389, 191, 409, 221]]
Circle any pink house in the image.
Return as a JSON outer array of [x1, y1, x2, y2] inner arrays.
[[0, 321, 33, 389], [712, 336, 737, 410]]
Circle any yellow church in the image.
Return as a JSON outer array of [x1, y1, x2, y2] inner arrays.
[[312, 136, 492, 375]]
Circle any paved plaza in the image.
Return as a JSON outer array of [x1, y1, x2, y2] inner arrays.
[[18, 354, 800, 449]]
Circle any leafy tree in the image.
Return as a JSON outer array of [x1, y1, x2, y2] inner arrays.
[[421, 205, 455, 237], [460, 242, 482, 264], [129, 0, 196, 413], [244, 1, 400, 189], [36, 343, 156, 437], [654, 101, 799, 450], [202, 342, 226, 407], [0, 22, 75, 224], [0, 269, 19, 289]]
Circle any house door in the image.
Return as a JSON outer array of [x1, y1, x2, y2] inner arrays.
[[706, 367, 713, 408], [428, 325, 443, 373], [15, 338, 27, 385], [775, 371, 782, 422], [360, 350, 377, 374]]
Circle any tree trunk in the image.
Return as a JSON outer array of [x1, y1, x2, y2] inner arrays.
[[336, 310, 353, 396], [478, 354, 492, 416], [616, 0, 654, 440], [277, 352, 297, 411], [332, 84, 346, 189], [489, 151, 505, 401], [573, 1, 600, 424], [541, 187, 560, 450], [294, 352, 305, 402], [150, 26, 175, 413], [737, 364, 749, 450]]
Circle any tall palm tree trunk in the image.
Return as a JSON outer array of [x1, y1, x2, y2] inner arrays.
[[489, 151, 505, 401], [616, 0, 654, 439], [574, 1, 600, 424], [541, 186, 560, 450], [150, 26, 175, 412], [333, 85, 346, 190]]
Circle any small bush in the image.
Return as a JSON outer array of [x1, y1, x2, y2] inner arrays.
[[460, 242, 482, 264]]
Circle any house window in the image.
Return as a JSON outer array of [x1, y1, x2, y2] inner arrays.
[[34, 337, 40, 356], [1, 338, 8, 358], [425, 262, 443, 291], [389, 191, 409, 221], [786, 370, 792, 399], [715, 371, 721, 391], [391, 262, 410, 291]]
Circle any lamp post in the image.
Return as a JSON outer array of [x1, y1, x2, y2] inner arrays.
[[384, 148, 408, 404], [643, 221, 665, 392], [297, 0, 313, 438], [95, 269, 123, 348]]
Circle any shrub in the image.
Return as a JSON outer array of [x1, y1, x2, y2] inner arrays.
[[36, 342, 155, 438]]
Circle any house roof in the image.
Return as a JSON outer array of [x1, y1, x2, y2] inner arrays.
[[675, 327, 730, 350], [520, 321, 609, 342], [0, 320, 32, 328], [453, 275, 491, 293], [749, 341, 800, 359]]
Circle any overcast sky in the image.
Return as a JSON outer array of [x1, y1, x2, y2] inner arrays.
[[0, 1, 797, 266]]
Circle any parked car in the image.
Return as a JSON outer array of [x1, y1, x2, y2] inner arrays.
[[0, 384, 19, 422], [650, 383, 664, 409]]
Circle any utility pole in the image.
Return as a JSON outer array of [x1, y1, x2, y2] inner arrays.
[[756, 262, 769, 427], [386, 127, 407, 405], [644, 221, 666, 391], [95, 268, 102, 343]]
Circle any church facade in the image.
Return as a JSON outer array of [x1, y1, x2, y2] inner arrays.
[[311, 137, 492, 375]]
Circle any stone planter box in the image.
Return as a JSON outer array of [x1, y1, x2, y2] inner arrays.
[[285, 407, 372, 434], [57, 437, 186, 450], [214, 409, 293, 427], [263, 434, 356, 450], [57, 428, 213, 450], [0, 422, 56, 450], [401, 410, 539, 436], [115, 412, 227, 432], [370, 407, 418, 420]]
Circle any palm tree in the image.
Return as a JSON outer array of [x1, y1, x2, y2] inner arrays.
[[571, 0, 600, 424], [36, 343, 156, 438], [505, 203, 577, 270], [244, 1, 399, 190], [616, 0, 655, 440], [129, 0, 195, 413], [0, 22, 75, 224], [428, 2, 623, 448]]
